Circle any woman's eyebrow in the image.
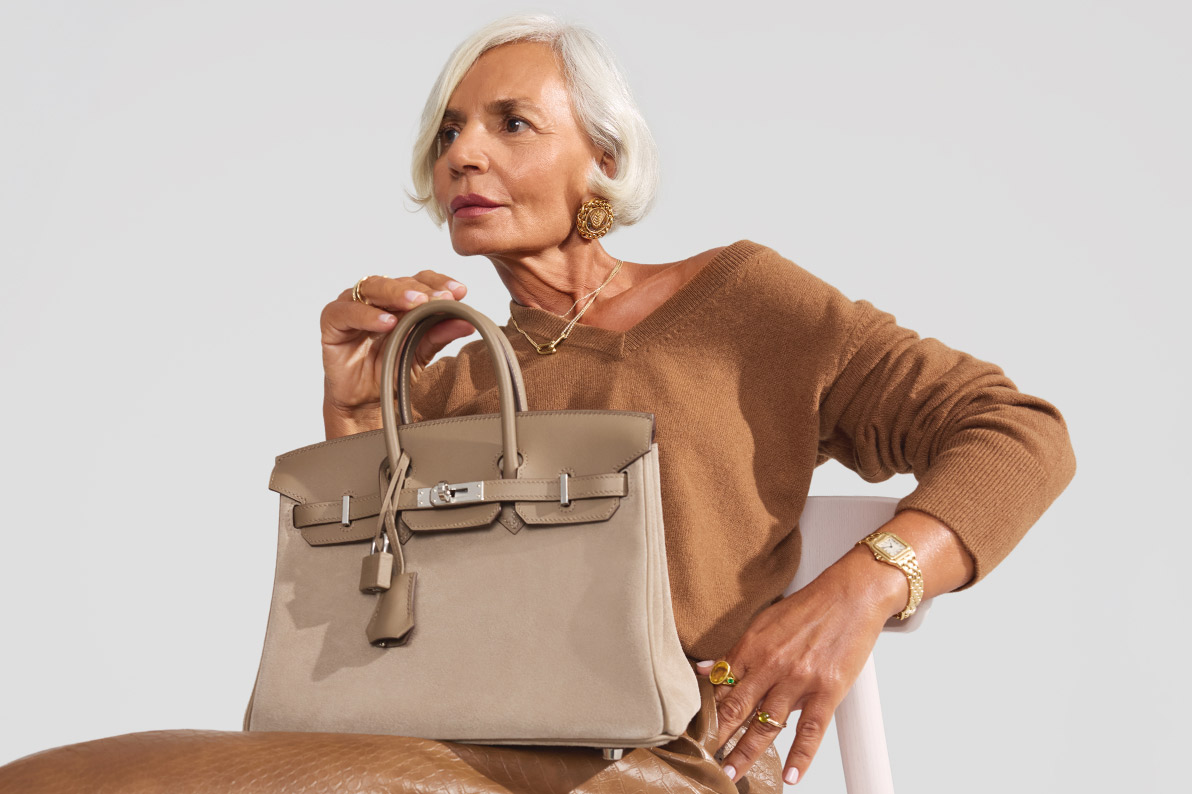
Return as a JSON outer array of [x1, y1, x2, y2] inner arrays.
[[486, 97, 544, 117], [441, 98, 545, 124]]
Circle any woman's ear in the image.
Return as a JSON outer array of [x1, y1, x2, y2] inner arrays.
[[599, 151, 617, 179]]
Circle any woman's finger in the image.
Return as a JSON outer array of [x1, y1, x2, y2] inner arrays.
[[416, 269, 468, 300], [782, 696, 837, 786], [322, 271, 468, 344], [358, 272, 467, 309], [420, 318, 476, 347], [709, 658, 764, 754], [321, 289, 400, 345], [411, 319, 476, 374], [717, 692, 796, 785]]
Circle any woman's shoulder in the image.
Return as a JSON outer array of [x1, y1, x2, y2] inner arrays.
[[688, 240, 874, 360], [708, 238, 813, 275], [659, 240, 781, 299], [709, 240, 860, 312], [694, 239, 838, 289]]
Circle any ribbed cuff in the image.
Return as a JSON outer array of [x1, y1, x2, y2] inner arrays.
[[895, 425, 1075, 591]]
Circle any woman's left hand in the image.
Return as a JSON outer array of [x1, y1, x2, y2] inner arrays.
[[695, 561, 896, 786]]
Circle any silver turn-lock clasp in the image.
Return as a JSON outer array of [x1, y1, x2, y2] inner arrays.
[[417, 480, 485, 508]]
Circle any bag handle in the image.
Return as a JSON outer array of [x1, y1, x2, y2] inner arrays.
[[379, 300, 526, 480], [395, 311, 526, 426]]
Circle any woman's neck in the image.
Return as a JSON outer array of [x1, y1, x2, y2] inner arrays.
[[487, 241, 629, 319]]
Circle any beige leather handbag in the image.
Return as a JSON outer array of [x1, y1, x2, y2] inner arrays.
[[244, 300, 700, 758]]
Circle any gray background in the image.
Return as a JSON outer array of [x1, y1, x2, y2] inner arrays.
[[1, 1, 1187, 791]]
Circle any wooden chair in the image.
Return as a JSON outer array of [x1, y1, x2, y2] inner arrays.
[[770, 496, 932, 793]]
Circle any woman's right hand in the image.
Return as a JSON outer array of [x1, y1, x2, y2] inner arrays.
[[320, 271, 473, 437]]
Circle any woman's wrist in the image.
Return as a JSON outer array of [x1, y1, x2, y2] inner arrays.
[[323, 397, 382, 440], [819, 508, 977, 621], [821, 545, 910, 622]]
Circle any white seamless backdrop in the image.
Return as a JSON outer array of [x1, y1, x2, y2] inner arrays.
[[1, 2, 1187, 792]]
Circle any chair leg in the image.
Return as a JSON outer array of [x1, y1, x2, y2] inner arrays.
[[835, 654, 896, 794]]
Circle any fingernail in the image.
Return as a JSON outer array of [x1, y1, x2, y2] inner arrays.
[[696, 660, 714, 667], [434, 290, 453, 299], [722, 764, 735, 780], [379, 313, 395, 323], [445, 280, 463, 291], [784, 767, 799, 784], [405, 290, 427, 304]]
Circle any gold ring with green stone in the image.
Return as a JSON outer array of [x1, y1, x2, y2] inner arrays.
[[708, 660, 739, 686]]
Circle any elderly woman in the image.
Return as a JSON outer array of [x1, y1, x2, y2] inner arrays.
[[0, 12, 1074, 794]]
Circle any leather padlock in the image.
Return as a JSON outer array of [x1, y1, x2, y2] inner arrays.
[[359, 550, 395, 593]]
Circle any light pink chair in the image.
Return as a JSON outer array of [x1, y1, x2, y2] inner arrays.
[[770, 496, 932, 793]]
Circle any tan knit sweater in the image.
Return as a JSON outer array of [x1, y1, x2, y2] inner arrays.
[[408, 240, 1077, 660]]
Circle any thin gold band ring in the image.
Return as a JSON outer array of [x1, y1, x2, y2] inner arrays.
[[353, 275, 377, 305], [755, 708, 788, 729]]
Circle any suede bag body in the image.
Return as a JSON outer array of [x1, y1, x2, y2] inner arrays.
[[244, 300, 701, 753]]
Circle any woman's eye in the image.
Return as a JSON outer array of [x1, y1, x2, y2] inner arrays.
[[437, 127, 459, 146]]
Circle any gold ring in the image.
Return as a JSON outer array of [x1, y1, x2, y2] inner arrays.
[[708, 660, 739, 686], [353, 275, 376, 305], [755, 708, 787, 729]]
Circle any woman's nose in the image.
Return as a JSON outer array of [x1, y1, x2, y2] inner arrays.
[[446, 125, 489, 175]]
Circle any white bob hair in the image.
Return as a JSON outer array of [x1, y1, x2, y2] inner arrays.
[[409, 14, 660, 231]]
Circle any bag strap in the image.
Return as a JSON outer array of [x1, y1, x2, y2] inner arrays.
[[394, 471, 626, 510], [292, 472, 627, 528], [380, 301, 526, 480], [396, 311, 526, 425]]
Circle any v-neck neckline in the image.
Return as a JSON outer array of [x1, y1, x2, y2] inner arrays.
[[504, 239, 762, 359]]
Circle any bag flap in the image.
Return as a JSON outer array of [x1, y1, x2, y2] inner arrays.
[[269, 430, 388, 544], [268, 410, 654, 544]]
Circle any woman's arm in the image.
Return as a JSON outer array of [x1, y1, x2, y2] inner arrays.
[[817, 298, 1078, 591], [824, 508, 975, 619], [705, 271, 1076, 787]]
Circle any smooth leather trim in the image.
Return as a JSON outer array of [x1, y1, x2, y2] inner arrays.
[[293, 472, 628, 528], [270, 411, 655, 546], [395, 473, 628, 510]]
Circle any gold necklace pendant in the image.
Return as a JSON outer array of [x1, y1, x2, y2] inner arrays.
[[511, 316, 569, 355], [510, 260, 623, 355]]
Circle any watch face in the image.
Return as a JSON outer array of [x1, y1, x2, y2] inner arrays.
[[875, 535, 907, 557]]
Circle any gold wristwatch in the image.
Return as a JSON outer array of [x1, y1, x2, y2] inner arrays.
[[856, 530, 924, 620]]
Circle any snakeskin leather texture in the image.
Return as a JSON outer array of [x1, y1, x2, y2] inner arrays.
[[0, 675, 783, 794]]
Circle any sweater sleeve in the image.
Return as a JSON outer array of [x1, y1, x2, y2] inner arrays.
[[817, 298, 1077, 591]]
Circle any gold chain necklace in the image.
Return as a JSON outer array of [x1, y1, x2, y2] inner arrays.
[[510, 259, 624, 355]]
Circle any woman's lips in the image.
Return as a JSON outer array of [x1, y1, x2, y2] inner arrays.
[[453, 204, 500, 219], [450, 193, 502, 218]]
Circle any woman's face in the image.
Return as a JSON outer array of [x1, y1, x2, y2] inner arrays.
[[432, 41, 607, 258]]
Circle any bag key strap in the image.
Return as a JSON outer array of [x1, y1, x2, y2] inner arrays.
[[366, 301, 529, 649], [362, 450, 417, 648]]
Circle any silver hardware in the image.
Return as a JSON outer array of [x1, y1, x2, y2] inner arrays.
[[602, 748, 624, 761], [559, 473, 570, 507], [369, 531, 391, 556], [342, 494, 351, 526], [416, 480, 485, 508]]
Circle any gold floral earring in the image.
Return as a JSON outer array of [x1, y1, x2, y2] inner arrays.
[[576, 198, 614, 239]]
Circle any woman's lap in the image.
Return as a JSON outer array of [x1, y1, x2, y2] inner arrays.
[[0, 677, 783, 794]]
